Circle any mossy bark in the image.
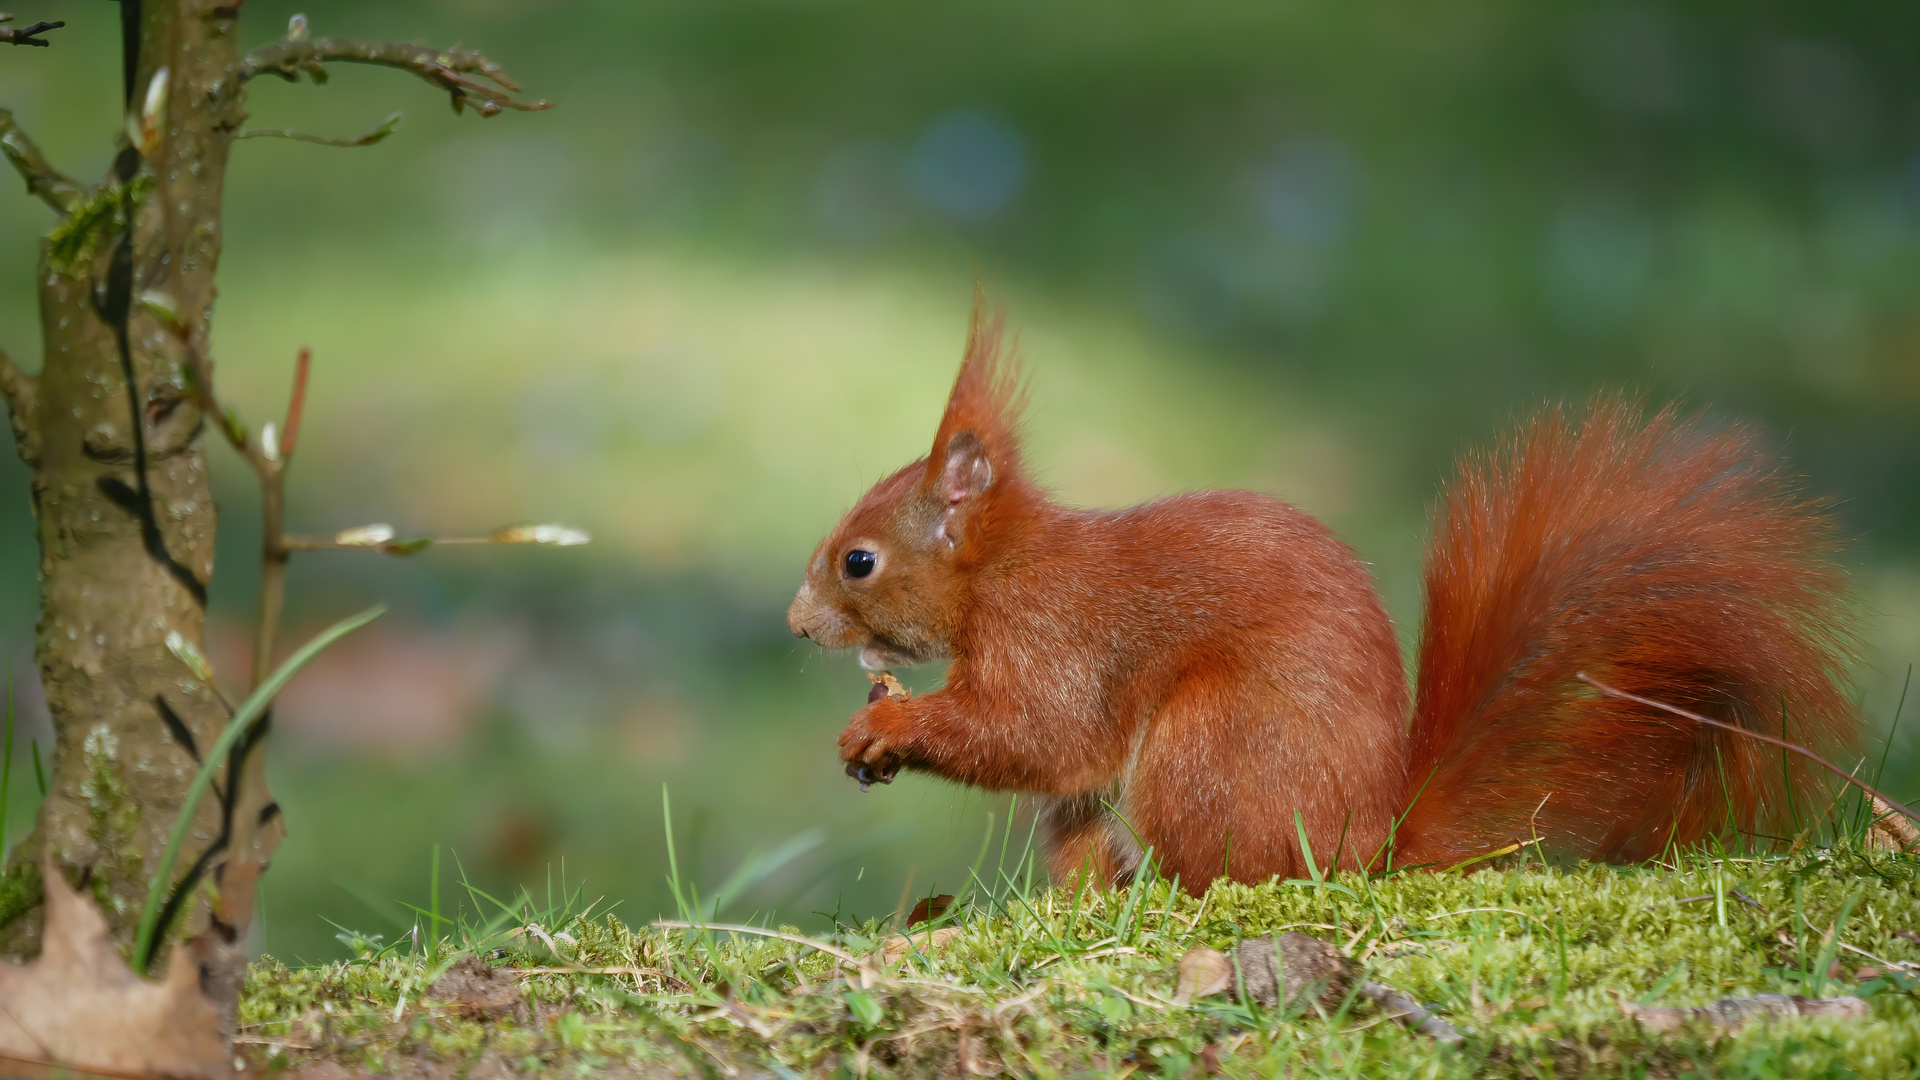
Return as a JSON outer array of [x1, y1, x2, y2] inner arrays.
[[0, 1, 278, 989]]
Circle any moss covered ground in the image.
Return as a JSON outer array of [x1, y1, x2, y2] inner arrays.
[[237, 835, 1920, 1079]]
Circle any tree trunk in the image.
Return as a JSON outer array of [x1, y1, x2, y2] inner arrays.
[[0, 1, 271, 1008], [0, 7, 543, 1040]]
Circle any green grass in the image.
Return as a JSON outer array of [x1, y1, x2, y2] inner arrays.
[[239, 823, 1920, 1078]]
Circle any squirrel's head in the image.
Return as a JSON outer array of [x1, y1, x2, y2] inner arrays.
[[787, 297, 1026, 669]]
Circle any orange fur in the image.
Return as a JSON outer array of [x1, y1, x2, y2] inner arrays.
[[1395, 401, 1859, 866], [787, 300, 1862, 890]]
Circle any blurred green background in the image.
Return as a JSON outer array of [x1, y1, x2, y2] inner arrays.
[[1, 0, 1916, 962]]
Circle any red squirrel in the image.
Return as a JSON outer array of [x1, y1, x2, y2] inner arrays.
[[786, 300, 1862, 890]]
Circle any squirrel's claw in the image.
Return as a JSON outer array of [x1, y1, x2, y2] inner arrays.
[[846, 760, 897, 791], [840, 694, 906, 791]]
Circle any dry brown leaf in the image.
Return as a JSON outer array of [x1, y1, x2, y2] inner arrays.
[[1621, 992, 1870, 1032], [881, 925, 962, 963], [1173, 947, 1233, 1005], [906, 893, 954, 928], [0, 858, 228, 1077]]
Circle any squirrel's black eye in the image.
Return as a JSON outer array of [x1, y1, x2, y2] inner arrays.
[[844, 550, 877, 579]]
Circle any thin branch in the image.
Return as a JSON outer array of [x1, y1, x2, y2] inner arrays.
[[280, 347, 311, 458], [0, 107, 83, 213], [159, 320, 586, 678], [1357, 980, 1464, 1044], [169, 320, 266, 474], [0, 14, 62, 47], [248, 346, 314, 687], [240, 35, 551, 117], [136, 293, 286, 681], [1575, 672, 1920, 828], [237, 110, 402, 148], [285, 522, 591, 556]]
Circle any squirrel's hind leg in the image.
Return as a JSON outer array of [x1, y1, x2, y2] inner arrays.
[[1040, 792, 1137, 889], [1126, 671, 1400, 889]]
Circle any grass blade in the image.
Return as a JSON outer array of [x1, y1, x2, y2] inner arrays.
[[133, 605, 384, 972], [1294, 810, 1322, 883], [429, 842, 443, 955], [0, 666, 13, 859]]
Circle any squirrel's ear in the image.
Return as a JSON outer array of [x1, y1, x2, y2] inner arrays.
[[938, 430, 993, 506], [930, 430, 993, 548]]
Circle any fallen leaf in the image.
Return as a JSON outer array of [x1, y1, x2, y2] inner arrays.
[[881, 925, 962, 964], [906, 894, 954, 928], [1173, 947, 1232, 1005], [0, 858, 227, 1077]]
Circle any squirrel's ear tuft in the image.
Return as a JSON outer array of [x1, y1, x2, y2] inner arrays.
[[927, 289, 1025, 494]]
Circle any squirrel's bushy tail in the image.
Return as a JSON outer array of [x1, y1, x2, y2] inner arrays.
[[1394, 399, 1861, 866]]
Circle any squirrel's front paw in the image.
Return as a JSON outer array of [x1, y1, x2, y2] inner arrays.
[[839, 702, 906, 791]]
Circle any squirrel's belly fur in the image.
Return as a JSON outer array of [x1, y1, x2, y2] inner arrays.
[[790, 298, 1862, 892]]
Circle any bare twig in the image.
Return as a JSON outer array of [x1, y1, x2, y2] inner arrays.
[[0, 14, 62, 47], [0, 108, 83, 213], [247, 348, 310, 688], [285, 522, 591, 556], [0, 343, 36, 463], [162, 317, 258, 467], [280, 347, 311, 459], [1357, 980, 1463, 1044], [237, 111, 403, 148], [1838, 940, 1919, 973], [1576, 672, 1920, 828], [142, 300, 292, 685], [652, 920, 862, 966], [1424, 906, 1550, 929], [240, 35, 552, 117], [157, 323, 587, 678]]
